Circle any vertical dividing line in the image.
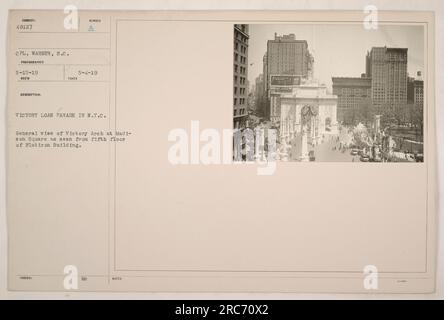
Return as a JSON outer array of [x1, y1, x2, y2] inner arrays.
[[107, 16, 112, 285], [113, 20, 118, 277]]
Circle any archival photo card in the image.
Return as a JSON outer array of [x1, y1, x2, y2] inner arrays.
[[6, 10, 436, 293]]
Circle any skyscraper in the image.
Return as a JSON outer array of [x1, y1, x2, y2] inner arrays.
[[366, 47, 408, 117], [254, 73, 266, 116], [407, 71, 424, 107], [263, 33, 313, 119], [233, 24, 249, 129], [262, 53, 268, 118], [332, 75, 372, 125], [407, 71, 424, 129]]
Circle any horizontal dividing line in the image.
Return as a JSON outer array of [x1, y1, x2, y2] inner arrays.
[[17, 80, 110, 83], [18, 275, 106, 278], [17, 47, 111, 50], [115, 19, 428, 24], [18, 31, 110, 34], [16, 274, 431, 279], [18, 64, 110, 66], [115, 269, 427, 274]]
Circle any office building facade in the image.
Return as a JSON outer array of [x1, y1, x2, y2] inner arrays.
[[233, 24, 249, 129]]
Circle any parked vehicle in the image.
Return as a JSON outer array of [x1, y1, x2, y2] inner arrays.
[[405, 153, 416, 162], [415, 153, 424, 162], [309, 150, 316, 162]]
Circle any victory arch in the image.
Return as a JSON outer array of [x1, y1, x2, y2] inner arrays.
[[274, 83, 338, 161]]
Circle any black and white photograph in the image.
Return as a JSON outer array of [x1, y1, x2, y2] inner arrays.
[[2, 3, 441, 301], [233, 24, 425, 162]]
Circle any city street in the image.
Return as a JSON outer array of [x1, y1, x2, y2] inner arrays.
[[311, 135, 358, 162]]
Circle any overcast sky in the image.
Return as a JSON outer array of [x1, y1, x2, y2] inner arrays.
[[247, 24, 424, 91]]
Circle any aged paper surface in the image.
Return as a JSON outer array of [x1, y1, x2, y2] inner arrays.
[[7, 10, 436, 292]]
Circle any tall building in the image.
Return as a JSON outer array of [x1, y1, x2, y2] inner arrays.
[[254, 74, 264, 98], [365, 47, 408, 116], [413, 79, 424, 107], [265, 34, 312, 80], [262, 53, 269, 118], [407, 71, 424, 107], [263, 33, 313, 119], [407, 71, 424, 127], [332, 75, 372, 125], [254, 73, 266, 116], [233, 24, 249, 129]]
